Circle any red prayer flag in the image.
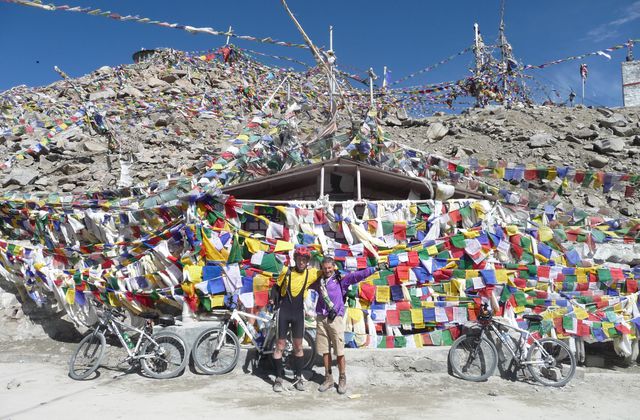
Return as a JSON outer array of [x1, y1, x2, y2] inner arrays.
[[386, 310, 400, 326]]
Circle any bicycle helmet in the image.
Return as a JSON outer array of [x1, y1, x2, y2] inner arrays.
[[477, 303, 493, 325], [293, 246, 311, 258]]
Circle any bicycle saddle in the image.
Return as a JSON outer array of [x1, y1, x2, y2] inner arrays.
[[158, 314, 176, 326], [139, 312, 160, 320], [523, 314, 543, 323]]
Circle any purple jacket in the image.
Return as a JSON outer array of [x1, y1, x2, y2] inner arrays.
[[314, 267, 375, 317]]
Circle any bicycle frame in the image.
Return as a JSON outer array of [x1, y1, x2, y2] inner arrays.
[[486, 318, 553, 367], [211, 309, 277, 355], [96, 311, 158, 361]]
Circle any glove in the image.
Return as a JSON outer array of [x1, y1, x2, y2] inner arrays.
[[377, 261, 389, 271], [328, 308, 337, 322]]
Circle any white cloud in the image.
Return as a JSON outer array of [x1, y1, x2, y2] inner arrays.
[[586, 1, 640, 42]]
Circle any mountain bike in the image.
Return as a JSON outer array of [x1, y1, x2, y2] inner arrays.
[[191, 306, 316, 375], [68, 306, 188, 380], [448, 303, 576, 387]]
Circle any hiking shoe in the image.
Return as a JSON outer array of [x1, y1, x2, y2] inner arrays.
[[318, 374, 334, 392], [337, 374, 347, 394], [293, 376, 306, 391], [273, 377, 284, 393]]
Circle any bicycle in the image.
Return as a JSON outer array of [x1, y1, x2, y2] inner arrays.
[[191, 306, 316, 375], [448, 303, 576, 387], [68, 306, 188, 380]]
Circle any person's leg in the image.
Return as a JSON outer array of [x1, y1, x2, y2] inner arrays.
[[337, 354, 346, 376], [316, 316, 334, 392], [330, 316, 347, 394], [272, 310, 290, 392]]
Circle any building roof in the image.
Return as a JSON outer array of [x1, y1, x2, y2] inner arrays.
[[221, 157, 494, 202]]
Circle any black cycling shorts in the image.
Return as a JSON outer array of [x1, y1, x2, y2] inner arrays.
[[278, 303, 305, 340]]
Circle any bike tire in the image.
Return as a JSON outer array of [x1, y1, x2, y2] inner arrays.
[[526, 338, 576, 387], [448, 334, 498, 382], [191, 328, 240, 375], [68, 331, 106, 380], [268, 330, 316, 375], [140, 332, 188, 379]]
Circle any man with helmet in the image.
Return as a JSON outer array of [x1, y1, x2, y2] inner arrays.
[[271, 246, 320, 392]]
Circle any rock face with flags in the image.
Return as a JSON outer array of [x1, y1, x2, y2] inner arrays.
[[0, 46, 639, 367]]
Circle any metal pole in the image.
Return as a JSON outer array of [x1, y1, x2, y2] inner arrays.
[[383, 66, 387, 89], [368, 67, 377, 108], [356, 166, 362, 201], [225, 26, 232, 45], [329, 25, 334, 114], [319, 166, 325, 198], [582, 77, 585, 105]]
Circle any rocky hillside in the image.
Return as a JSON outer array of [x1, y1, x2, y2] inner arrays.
[[1, 46, 639, 216]]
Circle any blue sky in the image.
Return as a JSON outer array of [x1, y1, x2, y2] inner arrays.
[[1, 0, 639, 108]]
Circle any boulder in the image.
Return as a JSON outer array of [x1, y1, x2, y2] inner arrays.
[[147, 77, 169, 88], [426, 122, 448, 141], [612, 125, 638, 137], [593, 137, 626, 154], [117, 86, 144, 98], [88, 88, 116, 101], [597, 113, 626, 128], [2, 168, 38, 187], [588, 156, 609, 168], [528, 132, 556, 148], [82, 140, 108, 153], [573, 128, 598, 139]]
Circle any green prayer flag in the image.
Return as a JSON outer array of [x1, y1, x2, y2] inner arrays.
[[399, 310, 412, 325], [441, 329, 453, 346], [394, 336, 407, 348]]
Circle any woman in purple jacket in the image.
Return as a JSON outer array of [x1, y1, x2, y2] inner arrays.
[[314, 256, 384, 394]]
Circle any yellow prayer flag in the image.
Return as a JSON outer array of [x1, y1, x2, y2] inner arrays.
[[244, 238, 269, 254], [505, 225, 519, 236], [201, 229, 229, 261], [411, 308, 424, 324], [212, 295, 225, 307], [253, 274, 271, 292], [274, 240, 294, 252], [426, 245, 438, 256], [108, 292, 119, 307], [539, 226, 554, 242], [422, 301, 435, 308], [181, 282, 195, 297], [574, 306, 589, 320], [347, 307, 364, 323], [185, 265, 203, 283], [65, 288, 75, 305], [375, 286, 390, 303], [462, 230, 480, 239], [495, 269, 509, 284], [465, 270, 479, 279]]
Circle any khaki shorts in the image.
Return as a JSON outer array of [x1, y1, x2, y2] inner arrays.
[[316, 315, 345, 356]]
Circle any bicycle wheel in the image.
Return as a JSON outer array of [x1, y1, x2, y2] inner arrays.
[[192, 328, 240, 375], [449, 334, 498, 382], [69, 331, 106, 380], [526, 338, 576, 387], [140, 332, 188, 379], [268, 330, 316, 375]]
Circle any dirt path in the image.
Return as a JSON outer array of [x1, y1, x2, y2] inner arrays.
[[0, 341, 638, 420]]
